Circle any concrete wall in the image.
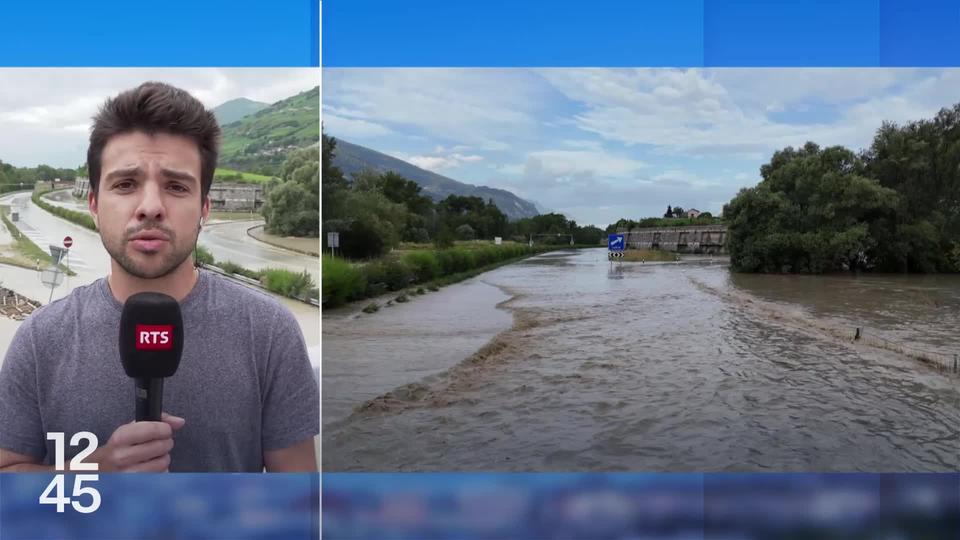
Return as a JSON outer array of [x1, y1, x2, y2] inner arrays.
[[73, 179, 263, 212], [621, 224, 727, 254], [73, 177, 90, 198], [208, 183, 264, 212]]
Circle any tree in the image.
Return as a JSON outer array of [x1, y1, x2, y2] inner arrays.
[[455, 224, 476, 240], [664, 205, 673, 218], [262, 181, 318, 236], [672, 206, 685, 218], [263, 144, 321, 236], [724, 143, 899, 273], [862, 104, 960, 272]]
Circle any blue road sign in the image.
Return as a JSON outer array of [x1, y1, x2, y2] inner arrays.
[[608, 234, 625, 251]]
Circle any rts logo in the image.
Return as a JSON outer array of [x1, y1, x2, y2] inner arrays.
[[135, 324, 174, 350]]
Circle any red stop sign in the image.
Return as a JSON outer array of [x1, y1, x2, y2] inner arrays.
[[63, 236, 73, 248]]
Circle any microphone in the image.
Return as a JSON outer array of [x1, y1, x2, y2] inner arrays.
[[118, 292, 184, 422]]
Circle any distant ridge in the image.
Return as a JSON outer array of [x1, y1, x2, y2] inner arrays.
[[213, 97, 269, 125], [330, 138, 539, 220]]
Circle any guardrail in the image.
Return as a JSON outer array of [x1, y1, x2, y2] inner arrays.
[[199, 263, 319, 307]]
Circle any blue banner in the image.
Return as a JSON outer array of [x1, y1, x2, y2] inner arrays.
[[0, 473, 319, 540], [322, 473, 960, 540], [323, 0, 960, 66], [0, 0, 319, 66]]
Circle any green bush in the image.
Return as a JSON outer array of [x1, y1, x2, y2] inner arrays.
[[194, 245, 215, 266], [323, 256, 365, 307], [381, 258, 413, 291], [263, 268, 316, 299], [33, 190, 97, 231], [322, 243, 565, 307], [210, 260, 262, 281], [401, 251, 441, 282]]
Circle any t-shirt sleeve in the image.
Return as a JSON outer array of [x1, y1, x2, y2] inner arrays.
[[0, 320, 46, 459], [261, 305, 319, 452]]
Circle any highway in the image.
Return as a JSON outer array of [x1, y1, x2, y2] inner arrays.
[[0, 190, 320, 365], [39, 191, 319, 285]]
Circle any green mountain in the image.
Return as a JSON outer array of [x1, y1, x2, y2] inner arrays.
[[213, 98, 269, 125], [219, 87, 319, 176], [331, 138, 540, 221]]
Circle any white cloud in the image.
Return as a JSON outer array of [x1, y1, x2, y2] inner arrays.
[[323, 113, 393, 138], [0, 68, 318, 167], [516, 149, 648, 184], [319, 67, 960, 225], [537, 68, 960, 158], [323, 69, 551, 148], [394, 151, 485, 172]]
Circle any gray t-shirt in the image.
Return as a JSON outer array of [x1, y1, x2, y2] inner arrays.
[[0, 270, 319, 472]]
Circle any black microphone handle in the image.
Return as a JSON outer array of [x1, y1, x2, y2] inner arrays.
[[135, 378, 164, 422]]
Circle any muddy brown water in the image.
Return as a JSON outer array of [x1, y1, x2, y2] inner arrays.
[[322, 249, 960, 472]]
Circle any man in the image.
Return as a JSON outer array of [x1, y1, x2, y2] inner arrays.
[[0, 82, 319, 472]]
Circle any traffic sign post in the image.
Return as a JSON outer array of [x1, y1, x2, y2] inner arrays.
[[40, 265, 64, 304], [327, 231, 340, 257], [607, 234, 625, 251], [49, 245, 69, 266], [608, 234, 625, 264]]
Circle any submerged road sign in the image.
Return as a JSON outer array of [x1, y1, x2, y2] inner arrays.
[[608, 234, 625, 251]]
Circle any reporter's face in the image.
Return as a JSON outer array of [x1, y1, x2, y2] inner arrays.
[[90, 131, 208, 279]]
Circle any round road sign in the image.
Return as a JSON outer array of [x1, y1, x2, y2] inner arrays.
[[63, 236, 73, 248]]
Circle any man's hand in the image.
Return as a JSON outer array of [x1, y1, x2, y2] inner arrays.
[[90, 413, 185, 472]]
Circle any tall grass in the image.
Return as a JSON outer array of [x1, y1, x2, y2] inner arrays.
[[196, 244, 318, 302], [32, 190, 97, 231], [322, 256, 365, 307], [262, 268, 315, 299], [322, 243, 559, 308], [194, 245, 215, 266]]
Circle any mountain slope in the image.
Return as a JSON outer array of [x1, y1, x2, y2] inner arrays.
[[213, 98, 269, 125], [219, 87, 319, 175], [331, 138, 539, 220]]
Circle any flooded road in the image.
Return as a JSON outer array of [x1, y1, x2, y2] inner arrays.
[[322, 249, 960, 472]]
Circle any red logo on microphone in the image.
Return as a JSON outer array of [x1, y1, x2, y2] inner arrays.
[[135, 324, 174, 350]]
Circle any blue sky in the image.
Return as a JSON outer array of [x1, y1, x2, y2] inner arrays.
[[322, 68, 960, 227]]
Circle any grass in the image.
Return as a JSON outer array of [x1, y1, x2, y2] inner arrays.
[[209, 211, 262, 221], [213, 168, 276, 184], [0, 207, 75, 275], [322, 243, 588, 308], [195, 243, 318, 302], [33, 189, 97, 231]]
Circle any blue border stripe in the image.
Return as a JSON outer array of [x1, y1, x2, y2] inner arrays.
[[879, 0, 960, 66], [322, 473, 960, 540], [0, 0, 318, 67], [4, 0, 957, 66], [1, 473, 319, 540], [322, 0, 960, 66], [311, 0, 321, 67], [323, 0, 704, 67], [703, 0, 881, 66]]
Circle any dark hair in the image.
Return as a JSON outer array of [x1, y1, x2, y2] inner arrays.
[[87, 81, 220, 199]]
